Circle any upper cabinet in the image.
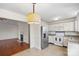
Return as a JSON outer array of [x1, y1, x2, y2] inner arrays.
[[64, 22, 74, 31], [74, 19, 78, 32], [48, 21, 75, 31], [41, 21, 48, 28], [74, 13, 79, 32], [48, 23, 64, 31]]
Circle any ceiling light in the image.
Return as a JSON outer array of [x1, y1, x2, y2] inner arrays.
[[53, 17, 61, 21], [71, 11, 79, 17], [26, 3, 41, 24]]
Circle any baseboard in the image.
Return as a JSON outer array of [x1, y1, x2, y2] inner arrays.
[[49, 43, 67, 48], [0, 38, 18, 41], [63, 46, 67, 48], [48, 42, 54, 45]]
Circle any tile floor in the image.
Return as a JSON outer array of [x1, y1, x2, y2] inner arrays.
[[13, 44, 67, 56]]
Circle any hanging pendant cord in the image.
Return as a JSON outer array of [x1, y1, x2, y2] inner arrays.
[[33, 3, 36, 13]]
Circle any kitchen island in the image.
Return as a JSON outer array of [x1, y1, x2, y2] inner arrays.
[[68, 38, 79, 56]]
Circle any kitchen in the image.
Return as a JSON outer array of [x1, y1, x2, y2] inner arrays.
[[48, 13, 79, 56], [0, 3, 79, 56]]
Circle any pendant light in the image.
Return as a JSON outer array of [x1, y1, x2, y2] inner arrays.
[[27, 3, 41, 24]]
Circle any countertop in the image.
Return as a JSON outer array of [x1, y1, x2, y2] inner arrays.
[[68, 39, 79, 44]]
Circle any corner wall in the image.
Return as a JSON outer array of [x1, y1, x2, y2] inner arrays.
[[0, 20, 18, 40], [0, 20, 29, 43]]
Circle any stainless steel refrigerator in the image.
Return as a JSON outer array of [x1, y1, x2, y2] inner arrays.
[[41, 26, 48, 49]]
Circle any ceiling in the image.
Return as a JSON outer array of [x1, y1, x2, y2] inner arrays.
[[0, 3, 79, 22]]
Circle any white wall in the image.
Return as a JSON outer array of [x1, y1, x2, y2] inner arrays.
[[30, 24, 41, 50], [0, 19, 29, 43], [0, 9, 26, 22], [41, 20, 48, 27], [18, 22, 29, 43], [0, 20, 18, 40], [0, 9, 29, 43]]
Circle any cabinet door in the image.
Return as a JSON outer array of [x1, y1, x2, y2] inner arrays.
[[64, 22, 74, 31], [48, 36, 52, 43], [75, 16, 79, 32], [75, 20, 78, 31], [54, 36, 57, 45], [77, 17, 79, 32], [63, 37, 68, 46], [48, 23, 64, 31], [48, 36, 54, 43]]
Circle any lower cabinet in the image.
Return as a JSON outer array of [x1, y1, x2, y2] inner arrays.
[[48, 36, 54, 43], [54, 36, 64, 46], [48, 36, 64, 46], [48, 35, 68, 47], [68, 41, 79, 56], [63, 37, 68, 47]]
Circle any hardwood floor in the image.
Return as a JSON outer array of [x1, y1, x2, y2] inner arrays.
[[0, 38, 29, 56]]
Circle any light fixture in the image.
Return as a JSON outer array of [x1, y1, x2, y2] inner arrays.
[[73, 11, 79, 16], [26, 3, 41, 24], [53, 16, 61, 21], [54, 17, 59, 20]]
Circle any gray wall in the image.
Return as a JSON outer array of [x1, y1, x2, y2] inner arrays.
[[0, 20, 29, 43]]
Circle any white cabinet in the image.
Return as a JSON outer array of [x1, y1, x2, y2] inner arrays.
[[48, 23, 64, 31], [64, 22, 74, 31], [74, 18, 78, 32], [68, 42, 79, 56], [74, 14, 79, 32], [49, 21, 74, 31], [48, 36, 54, 43], [77, 18, 79, 32], [65, 32, 79, 36], [75, 16, 79, 32], [48, 35, 68, 47], [63, 37, 68, 46], [30, 24, 41, 50]]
